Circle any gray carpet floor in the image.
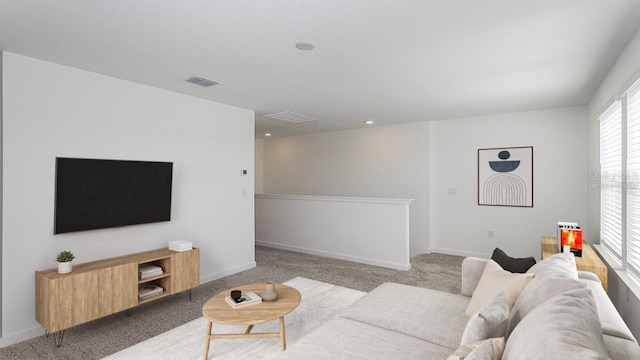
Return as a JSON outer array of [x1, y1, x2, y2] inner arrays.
[[0, 246, 463, 360]]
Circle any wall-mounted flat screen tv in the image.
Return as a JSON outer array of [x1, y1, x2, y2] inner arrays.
[[54, 157, 173, 234]]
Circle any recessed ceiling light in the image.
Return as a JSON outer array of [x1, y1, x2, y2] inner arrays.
[[295, 41, 315, 51], [364, 120, 375, 125], [264, 133, 272, 137]]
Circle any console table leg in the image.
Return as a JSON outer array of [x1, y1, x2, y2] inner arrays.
[[52, 330, 66, 347], [188, 289, 193, 301]]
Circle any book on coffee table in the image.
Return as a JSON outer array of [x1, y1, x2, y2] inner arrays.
[[225, 291, 262, 309]]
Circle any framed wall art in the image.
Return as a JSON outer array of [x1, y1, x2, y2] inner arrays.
[[478, 146, 533, 207]]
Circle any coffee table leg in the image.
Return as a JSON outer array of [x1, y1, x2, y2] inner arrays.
[[203, 320, 212, 360], [279, 317, 286, 350], [245, 324, 254, 334]]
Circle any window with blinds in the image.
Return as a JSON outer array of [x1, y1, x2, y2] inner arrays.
[[600, 77, 640, 277], [600, 101, 623, 260], [627, 82, 640, 275]]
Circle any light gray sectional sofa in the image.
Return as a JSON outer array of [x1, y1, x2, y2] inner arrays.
[[273, 252, 640, 359]]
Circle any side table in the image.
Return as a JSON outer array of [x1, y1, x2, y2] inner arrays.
[[540, 236, 608, 292]]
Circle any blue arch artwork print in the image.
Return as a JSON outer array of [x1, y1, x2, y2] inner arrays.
[[478, 147, 533, 207]]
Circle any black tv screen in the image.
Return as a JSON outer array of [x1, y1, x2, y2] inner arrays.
[[54, 157, 173, 234]]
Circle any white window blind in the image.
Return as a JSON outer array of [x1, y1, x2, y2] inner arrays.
[[627, 82, 640, 274], [600, 101, 623, 259]]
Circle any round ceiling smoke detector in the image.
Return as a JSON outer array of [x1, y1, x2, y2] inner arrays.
[[295, 41, 315, 51]]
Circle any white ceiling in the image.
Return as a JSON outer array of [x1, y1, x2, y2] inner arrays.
[[1, 1, 640, 138]]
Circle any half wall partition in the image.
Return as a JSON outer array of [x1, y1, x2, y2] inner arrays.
[[255, 194, 413, 270]]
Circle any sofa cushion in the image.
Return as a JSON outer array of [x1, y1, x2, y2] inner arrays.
[[526, 251, 578, 280], [491, 247, 536, 273], [462, 257, 490, 296], [465, 260, 534, 316], [502, 287, 610, 360], [448, 337, 505, 360], [461, 291, 509, 345], [338, 282, 470, 349], [505, 275, 586, 338], [580, 278, 637, 342], [603, 334, 640, 360], [270, 317, 454, 360]]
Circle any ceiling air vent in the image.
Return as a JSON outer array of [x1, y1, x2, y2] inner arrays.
[[263, 111, 318, 124], [185, 75, 220, 87]]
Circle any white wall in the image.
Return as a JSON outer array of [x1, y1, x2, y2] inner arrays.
[[262, 122, 431, 256], [0, 52, 3, 340], [587, 27, 640, 341], [261, 108, 588, 259], [587, 28, 640, 242], [430, 107, 588, 259], [255, 138, 264, 194], [0, 52, 256, 346]]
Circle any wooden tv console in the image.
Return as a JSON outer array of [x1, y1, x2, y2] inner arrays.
[[35, 247, 199, 346]]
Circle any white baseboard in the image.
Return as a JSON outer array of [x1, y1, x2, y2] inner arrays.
[[200, 261, 257, 284], [0, 326, 45, 348], [256, 240, 411, 271], [411, 248, 433, 258], [428, 247, 490, 259]]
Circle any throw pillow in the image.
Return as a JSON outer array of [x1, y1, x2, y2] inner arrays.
[[448, 338, 505, 360], [467, 337, 505, 360], [491, 247, 536, 273], [505, 275, 585, 339], [465, 260, 534, 316], [502, 287, 610, 360], [461, 291, 509, 345], [525, 251, 578, 280]]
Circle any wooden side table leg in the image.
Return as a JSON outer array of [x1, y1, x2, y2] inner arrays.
[[203, 320, 212, 360], [279, 317, 286, 350]]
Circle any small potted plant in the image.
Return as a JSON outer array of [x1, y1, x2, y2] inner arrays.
[[56, 250, 75, 274]]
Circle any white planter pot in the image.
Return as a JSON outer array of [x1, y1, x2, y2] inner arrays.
[[58, 261, 73, 274]]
